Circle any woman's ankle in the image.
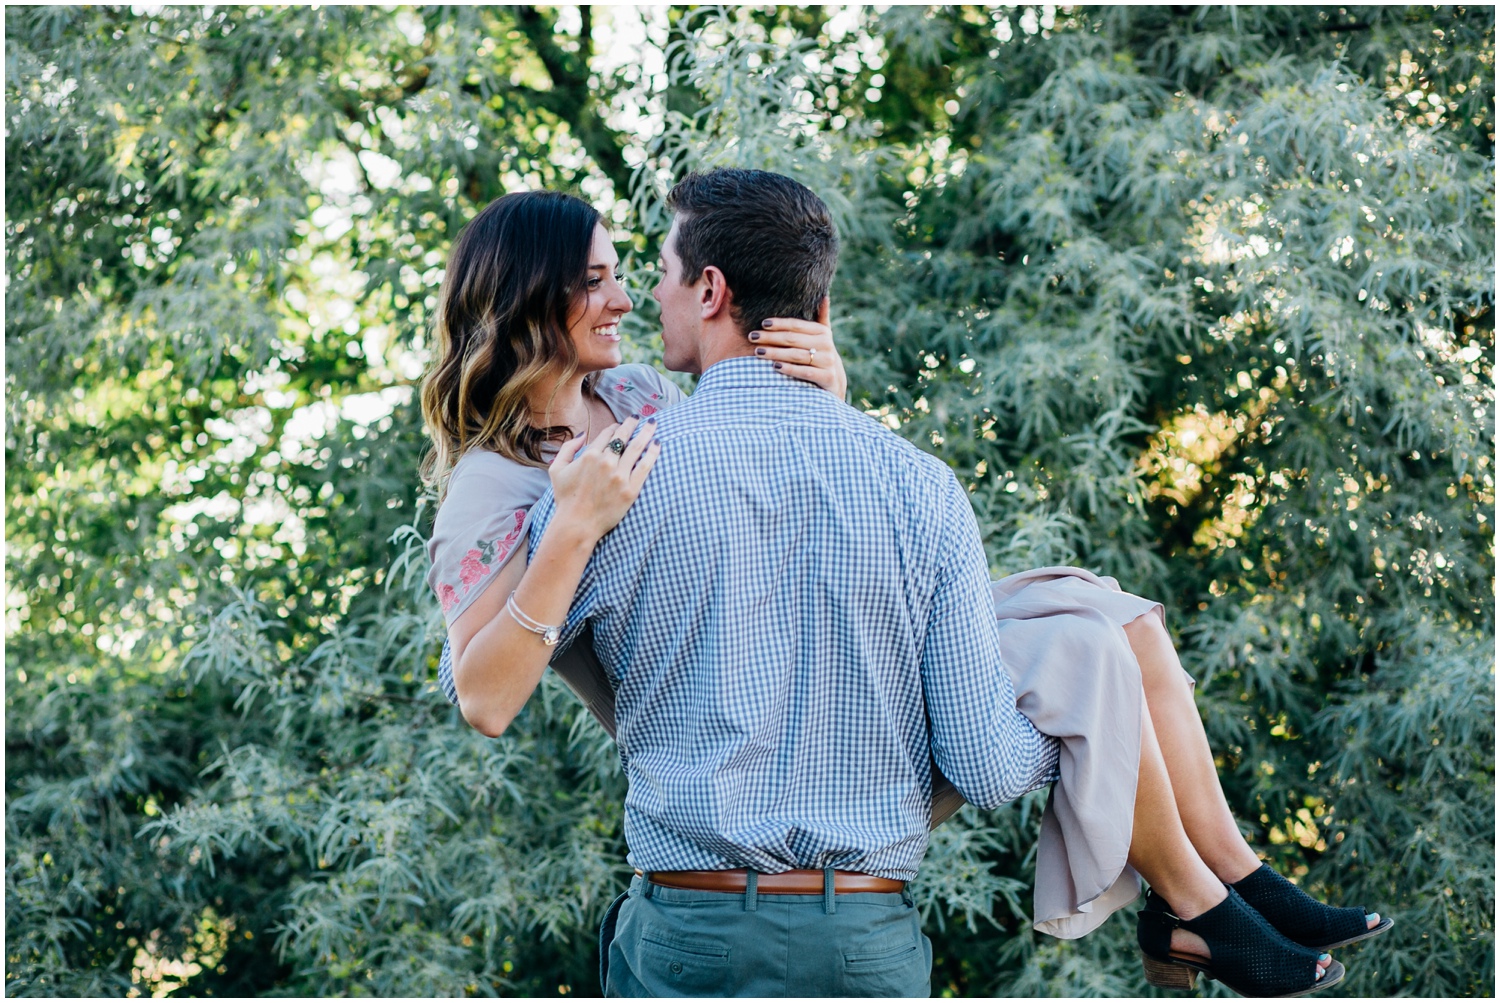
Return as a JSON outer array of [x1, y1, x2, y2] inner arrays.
[[1161, 877, 1227, 921], [1174, 883, 1227, 921], [1214, 855, 1263, 886]]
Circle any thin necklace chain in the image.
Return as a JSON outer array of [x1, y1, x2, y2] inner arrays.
[[533, 385, 596, 441]]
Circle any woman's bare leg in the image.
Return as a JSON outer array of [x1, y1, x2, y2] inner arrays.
[[1123, 612, 1378, 934], [1128, 700, 1331, 972], [1124, 613, 1263, 884], [1127, 705, 1226, 919]]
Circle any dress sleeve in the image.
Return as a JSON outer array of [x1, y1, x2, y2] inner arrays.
[[426, 452, 550, 629], [596, 363, 687, 418]]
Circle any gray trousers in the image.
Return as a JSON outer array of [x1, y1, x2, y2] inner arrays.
[[601, 873, 932, 997]]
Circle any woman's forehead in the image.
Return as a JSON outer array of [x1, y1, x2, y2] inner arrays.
[[589, 225, 619, 265]]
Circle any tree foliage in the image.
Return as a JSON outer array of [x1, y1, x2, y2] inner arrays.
[[7, 5, 1492, 997]]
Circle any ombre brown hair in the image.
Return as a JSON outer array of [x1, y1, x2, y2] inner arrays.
[[420, 191, 601, 494]]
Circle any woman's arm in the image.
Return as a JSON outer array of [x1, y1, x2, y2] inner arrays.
[[449, 417, 659, 737], [749, 298, 847, 400]]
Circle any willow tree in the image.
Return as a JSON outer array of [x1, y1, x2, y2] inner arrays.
[[808, 7, 1495, 996], [7, 5, 1492, 998]]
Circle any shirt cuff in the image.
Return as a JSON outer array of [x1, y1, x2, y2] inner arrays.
[[437, 637, 458, 706], [1020, 734, 1063, 797]]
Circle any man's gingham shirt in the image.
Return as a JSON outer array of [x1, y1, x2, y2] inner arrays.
[[528, 357, 1060, 880]]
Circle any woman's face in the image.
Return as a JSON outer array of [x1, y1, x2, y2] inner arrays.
[[565, 223, 632, 373]]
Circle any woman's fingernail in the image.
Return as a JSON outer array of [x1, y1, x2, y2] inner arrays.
[[647, 416, 657, 424], [755, 347, 766, 356], [773, 362, 783, 370], [748, 331, 761, 341]]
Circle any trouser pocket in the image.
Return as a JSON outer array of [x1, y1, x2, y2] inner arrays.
[[637, 935, 733, 995], [845, 940, 921, 974], [831, 898, 932, 998], [609, 887, 736, 997]]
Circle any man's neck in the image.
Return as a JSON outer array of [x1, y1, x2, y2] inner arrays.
[[694, 323, 757, 373]]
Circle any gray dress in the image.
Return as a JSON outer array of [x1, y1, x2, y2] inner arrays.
[[987, 566, 1175, 939], [430, 366, 1171, 941]]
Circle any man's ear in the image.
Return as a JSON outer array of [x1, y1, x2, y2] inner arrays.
[[699, 265, 732, 320]]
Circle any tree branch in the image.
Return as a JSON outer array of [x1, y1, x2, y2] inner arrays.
[[514, 5, 632, 197]]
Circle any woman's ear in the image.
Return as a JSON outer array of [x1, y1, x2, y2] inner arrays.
[[699, 265, 731, 319]]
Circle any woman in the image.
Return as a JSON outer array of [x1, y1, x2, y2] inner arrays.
[[420, 191, 1388, 997]]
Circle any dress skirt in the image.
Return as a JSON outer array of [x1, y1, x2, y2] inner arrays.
[[989, 565, 1182, 940]]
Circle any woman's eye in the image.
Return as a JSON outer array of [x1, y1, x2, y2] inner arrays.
[[587, 277, 602, 289], [613, 272, 624, 283]]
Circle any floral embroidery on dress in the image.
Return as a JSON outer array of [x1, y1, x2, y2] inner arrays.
[[435, 508, 527, 615], [459, 549, 489, 586], [639, 403, 658, 417], [613, 378, 637, 394]]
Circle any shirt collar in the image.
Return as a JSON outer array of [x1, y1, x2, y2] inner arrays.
[[694, 355, 815, 393]]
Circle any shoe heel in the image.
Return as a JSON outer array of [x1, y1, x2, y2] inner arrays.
[[1142, 954, 1198, 990]]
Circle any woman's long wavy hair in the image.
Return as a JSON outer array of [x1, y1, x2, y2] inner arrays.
[[420, 191, 601, 496]]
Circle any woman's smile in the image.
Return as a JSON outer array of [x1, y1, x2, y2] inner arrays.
[[566, 223, 633, 369]]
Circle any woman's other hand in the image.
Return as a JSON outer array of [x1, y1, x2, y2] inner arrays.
[[750, 297, 846, 401], [548, 416, 662, 543]]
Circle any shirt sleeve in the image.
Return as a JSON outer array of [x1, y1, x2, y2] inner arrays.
[[920, 472, 1061, 809]]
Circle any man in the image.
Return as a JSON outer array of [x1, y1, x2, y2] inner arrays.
[[527, 168, 1060, 997]]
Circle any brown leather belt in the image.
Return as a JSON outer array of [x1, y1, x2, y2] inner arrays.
[[638, 868, 904, 895]]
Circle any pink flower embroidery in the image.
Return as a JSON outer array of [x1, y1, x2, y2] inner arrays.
[[439, 510, 529, 613], [493, 509, 526, 566], [459, 549, 490, 586], [639, 403, 658, 417], [614, 380, 636, 393]]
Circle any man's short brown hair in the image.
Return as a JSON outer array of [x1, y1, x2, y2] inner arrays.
[[665, 168, 839, 334]]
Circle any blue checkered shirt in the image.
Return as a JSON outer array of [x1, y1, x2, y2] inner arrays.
[[526, 357, 1059, 880]]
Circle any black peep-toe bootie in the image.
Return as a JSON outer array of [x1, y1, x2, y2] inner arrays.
[[1232, 862, 1394, 951], [1137, 886, 1345, 997]]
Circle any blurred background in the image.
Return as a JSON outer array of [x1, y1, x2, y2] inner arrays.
[[6, 5, 1493, 997]]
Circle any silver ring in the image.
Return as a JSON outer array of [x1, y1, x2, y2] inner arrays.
[[607, 438, 626, 455]]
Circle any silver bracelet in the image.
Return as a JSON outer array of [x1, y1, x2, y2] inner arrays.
[[505, 591, 561, 647]]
